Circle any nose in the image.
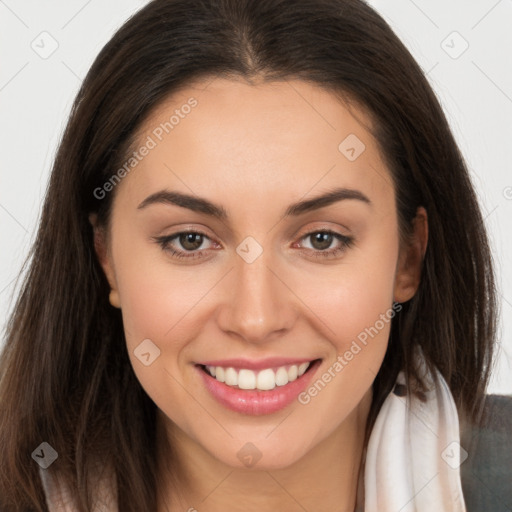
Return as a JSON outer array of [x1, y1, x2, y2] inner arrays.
[[215, 249, 297, 344]]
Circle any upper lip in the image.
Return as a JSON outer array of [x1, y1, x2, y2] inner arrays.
[[196, 357, 319, 371]]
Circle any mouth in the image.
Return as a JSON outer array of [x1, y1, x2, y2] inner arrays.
[[198, 359, 318, 390], [195, 358, 322, 415]]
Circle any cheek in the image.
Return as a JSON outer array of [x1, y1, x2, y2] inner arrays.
[[118, 268, 203, 341], [315, 269, 396, 351], [108, 227, 215, 405], [292, 231, 399, 349], [285, 259, 398, 440], [109, 218, 209, 340], [111, 245, 214, 431], [286, 232, 399, 412]]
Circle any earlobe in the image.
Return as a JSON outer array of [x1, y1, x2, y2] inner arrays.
[[89, 213, 121, 309], [108, 289, 121, 309], [393, 207, 428, 303]]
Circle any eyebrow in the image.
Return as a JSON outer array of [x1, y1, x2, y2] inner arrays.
[[137, 187, 371, 219]]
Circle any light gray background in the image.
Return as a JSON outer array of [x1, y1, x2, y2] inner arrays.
[[1, 0, 511, 393]]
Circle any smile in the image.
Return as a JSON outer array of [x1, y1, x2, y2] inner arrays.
[[203, 362, 311, 390], [196, 358, 322, 415]]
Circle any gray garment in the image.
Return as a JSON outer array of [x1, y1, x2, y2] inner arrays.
[[460, 394, 512, 512]]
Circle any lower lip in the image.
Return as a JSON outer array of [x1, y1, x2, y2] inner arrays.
[[196, 360, 322, 415]]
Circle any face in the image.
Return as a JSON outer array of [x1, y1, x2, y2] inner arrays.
[[91, 77, 426, 471]]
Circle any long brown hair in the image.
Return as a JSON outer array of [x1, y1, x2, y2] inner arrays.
[[0, 0, 498, 510]]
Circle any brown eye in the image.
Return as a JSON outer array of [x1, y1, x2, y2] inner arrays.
[[309, 232, 335, 250], [297, 230, 355, 259], [179, 232, 204, 251], [153, 230, 216, 260]]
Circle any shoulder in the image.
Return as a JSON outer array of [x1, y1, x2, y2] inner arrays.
[[460, 394, 512, 512]]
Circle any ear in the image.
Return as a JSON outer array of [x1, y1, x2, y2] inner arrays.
[[89, 213, 121, 308], [393, 206, 428, 303]]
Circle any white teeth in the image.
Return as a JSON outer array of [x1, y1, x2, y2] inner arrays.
[[298, 362, 309, 376], [204, 362, 313, 391], [238, 369, 256, 390], [224, 367, 238, 386], [256, 369, 276, 390], [275, 367, 289, 386], [214, 366, 225, 382]]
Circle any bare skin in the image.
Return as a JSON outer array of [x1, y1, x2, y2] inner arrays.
[[90, 76, 427, 512]]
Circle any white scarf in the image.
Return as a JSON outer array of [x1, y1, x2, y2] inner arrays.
[[357, 347, 467, 511], [40, 349, 467, 511]]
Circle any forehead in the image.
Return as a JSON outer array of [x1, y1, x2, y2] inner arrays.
[[116, 77, 394, 214]]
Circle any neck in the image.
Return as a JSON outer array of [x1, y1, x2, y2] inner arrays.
[[157, 389, 372, 512]]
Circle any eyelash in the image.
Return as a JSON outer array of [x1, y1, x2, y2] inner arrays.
[[153, 229, 354, 261]]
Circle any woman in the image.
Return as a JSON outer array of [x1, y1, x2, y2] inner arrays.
[[0, 0, 505, 510]]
